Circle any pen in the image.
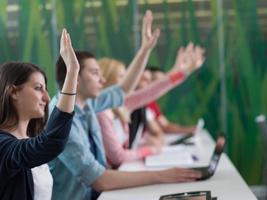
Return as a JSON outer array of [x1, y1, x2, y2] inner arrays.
[[191, 154, 199, 161]]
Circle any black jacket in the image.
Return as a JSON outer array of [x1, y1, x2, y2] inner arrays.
[[0, 108, 73, 200]]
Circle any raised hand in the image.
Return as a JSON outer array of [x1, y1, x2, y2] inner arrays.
[[141, 10, 160, 51], [57, 29, 79, 113], [172, 43, 205, 76], [60, 28, 80, 72]]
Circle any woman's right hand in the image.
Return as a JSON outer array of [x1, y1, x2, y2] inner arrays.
[[171, 43, 205, 76], [140, 10, 160, 52], [60, 28, 80, 72]]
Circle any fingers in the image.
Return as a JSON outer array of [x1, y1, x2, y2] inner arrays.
[[142, 11, 148, 39], [60, 28, 74, 52], [141, 10, 160, 50], [185, 43, 194, 62], [178, 46, 185, 56], [60, 29, 66, 50], [185, 42, 194, 52], [145, 10, 153, 38], [142, 10, 153, 38], [66, 33, 72, 48], [195, 46, 205, 68], [150, 28, 160, 47], [180, 42, 205, 73], [60, 28, 69, 49]]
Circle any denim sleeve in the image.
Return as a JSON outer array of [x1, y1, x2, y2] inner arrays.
[[0, 107, 73, 177], [89, 85, 125, 113], [55, 121, 105, 185]]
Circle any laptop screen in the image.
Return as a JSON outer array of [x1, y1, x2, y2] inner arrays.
[[207, 135, 226, 173]]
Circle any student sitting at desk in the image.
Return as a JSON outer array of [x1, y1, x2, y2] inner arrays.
[[147, 66, 196, 135], [48, 10, 203, 200], [97, 43, 204, 167], [0, 29, 78, 200]]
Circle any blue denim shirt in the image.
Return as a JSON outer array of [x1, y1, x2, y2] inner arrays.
[[48, 85, 124, 200]]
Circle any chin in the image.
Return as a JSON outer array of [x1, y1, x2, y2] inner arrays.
[[33, 111, 45, 118]]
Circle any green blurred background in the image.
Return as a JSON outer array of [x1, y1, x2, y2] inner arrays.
[[1, 0, 267, 185]]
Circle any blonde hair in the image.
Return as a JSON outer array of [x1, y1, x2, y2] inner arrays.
[[98, 58, 125, 88], [98, 57, 130, 123]]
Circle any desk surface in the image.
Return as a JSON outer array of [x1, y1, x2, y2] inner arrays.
[[99, 131, 257, 200]]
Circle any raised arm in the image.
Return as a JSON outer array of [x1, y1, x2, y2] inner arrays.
[[0, 29, 79, 174], [56, 29, 80, 113], [125, 43, 205, 112], [118, 10, 160, 94]]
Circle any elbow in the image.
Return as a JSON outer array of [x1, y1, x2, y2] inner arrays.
[[92, 181, 107, 192], [108, 154, 123, 167], [118, 83, 131, 94], [92, 173, 112, 192]]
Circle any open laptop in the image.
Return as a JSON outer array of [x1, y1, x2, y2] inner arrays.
[[255, 115, 267, 141], [255, 115, 267, 198], [191, 135, 226, 180]]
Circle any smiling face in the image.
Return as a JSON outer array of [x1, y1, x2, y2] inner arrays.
[[77, 58, 106, 99], [11, 72, 50, 120]]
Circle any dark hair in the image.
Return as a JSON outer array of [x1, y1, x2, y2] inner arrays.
[[146, 65, 165, 73], [56, 50, 95, 89], [0, 62, 48, 137]]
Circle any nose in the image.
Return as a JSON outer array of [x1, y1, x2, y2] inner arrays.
[[43, 90, 50, 103]]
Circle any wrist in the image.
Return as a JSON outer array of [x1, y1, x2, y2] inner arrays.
[[168, 71, 186, 84], [60, 91, 77, 95], [139, 44, 153, 54], [154, 170, 165, 183], [139, 147, 153, 157]]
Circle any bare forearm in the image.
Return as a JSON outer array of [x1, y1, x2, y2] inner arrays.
[[119, 47, 151, 94], [92, 167, 201, 192], [125, 72, 186, 112], [57, 69, 79, 113], [92, 170, 159, 191]]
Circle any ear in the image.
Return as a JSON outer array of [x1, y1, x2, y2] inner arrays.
[[9, 85, 18, 101]]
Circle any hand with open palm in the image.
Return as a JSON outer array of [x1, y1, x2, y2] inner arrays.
[[140, 10, 160, 52], [60, 28, 80, 73], [172, 43, 205, 76]]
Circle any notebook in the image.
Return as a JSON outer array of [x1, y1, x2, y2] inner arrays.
[[145, 150, 194, 168]]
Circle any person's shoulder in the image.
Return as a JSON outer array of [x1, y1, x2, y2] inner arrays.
[[100, 84, 122, 95], [0, 131, 16, 145], [0, 130, 14, 137]]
